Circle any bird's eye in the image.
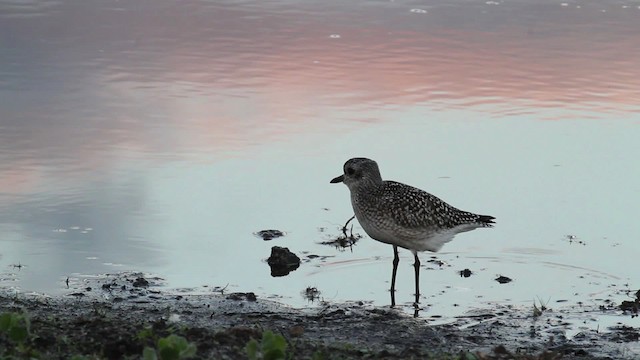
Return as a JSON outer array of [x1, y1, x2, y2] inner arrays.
[[346, 167, 355, 176]]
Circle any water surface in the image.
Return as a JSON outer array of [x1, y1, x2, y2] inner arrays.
[[1, 0, 640, 325]]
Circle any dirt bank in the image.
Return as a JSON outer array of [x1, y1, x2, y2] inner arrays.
[[1, 272, 638, 359]]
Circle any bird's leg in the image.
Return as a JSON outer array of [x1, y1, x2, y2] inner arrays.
[[390, 245, 399, 308], [341, 215, 356, 237], [413, 251, 421, 307]]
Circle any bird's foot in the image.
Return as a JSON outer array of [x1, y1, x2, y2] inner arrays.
[[412, 302, 423, 318]]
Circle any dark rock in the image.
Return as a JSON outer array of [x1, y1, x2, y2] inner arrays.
[[459, 269, 472, 278], [267, 246, 300, 277], [495, 275, 512, 284]]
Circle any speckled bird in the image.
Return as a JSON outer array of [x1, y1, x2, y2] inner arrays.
[[330, 157, 495, 310]]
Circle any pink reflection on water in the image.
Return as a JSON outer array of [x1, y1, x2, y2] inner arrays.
[[2, 0, 640, 196]]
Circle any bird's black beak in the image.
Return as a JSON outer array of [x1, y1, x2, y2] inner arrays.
[[330, 175, 344, 184]]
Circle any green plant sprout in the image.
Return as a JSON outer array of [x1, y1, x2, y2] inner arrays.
[[246, 330, 288, 360], [142, 334, 197, 360]]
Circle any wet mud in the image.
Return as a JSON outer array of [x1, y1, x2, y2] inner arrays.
[[1, 272, 638, 359]]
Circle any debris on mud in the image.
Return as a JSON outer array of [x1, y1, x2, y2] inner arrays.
[[255, 229, 285, 241], [266, 246, 300, 277], [319, 215, 362, 250], [301, 286, 321, 302], [564, 234, 587, 246], [318, 235, 360, 250]]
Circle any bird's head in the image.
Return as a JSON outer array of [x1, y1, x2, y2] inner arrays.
[[330, 157, 383, 190]]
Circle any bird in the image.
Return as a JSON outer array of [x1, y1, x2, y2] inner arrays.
[[330, 157, 495, 310]]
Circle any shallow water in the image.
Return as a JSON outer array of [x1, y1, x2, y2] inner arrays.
[[1, 0, 640, 327]]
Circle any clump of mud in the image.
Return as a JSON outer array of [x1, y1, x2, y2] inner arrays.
[[255, 229, 285, 241], [619, 289, 640, 318], [495, 275, 513, 284]]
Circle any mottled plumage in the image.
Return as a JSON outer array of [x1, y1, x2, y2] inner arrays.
[[331, 157, 495, 311]]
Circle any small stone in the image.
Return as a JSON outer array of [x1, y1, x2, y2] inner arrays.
[[267, 246, 301, 277]]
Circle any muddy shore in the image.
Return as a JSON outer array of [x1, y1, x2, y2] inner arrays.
[[1, 273, 638, 359]]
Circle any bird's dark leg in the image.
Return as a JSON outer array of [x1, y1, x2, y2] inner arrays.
[[413, 251, 421, 307], [390, 245, 399, 308], [341, 215, 356, 237]]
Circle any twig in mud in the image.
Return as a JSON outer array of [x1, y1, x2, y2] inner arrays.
[[213, 283, 229, 295], [533, 297, 550, 318], [318, 215, 361, 251]]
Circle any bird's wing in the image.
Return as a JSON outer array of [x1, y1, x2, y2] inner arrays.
[[381, 182, 477, 230]]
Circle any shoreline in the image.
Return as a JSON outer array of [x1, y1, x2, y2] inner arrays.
[[1, 272, 638, 359]]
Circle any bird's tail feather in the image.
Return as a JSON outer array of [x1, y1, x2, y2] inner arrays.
[[477, 215, 496, 226]]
